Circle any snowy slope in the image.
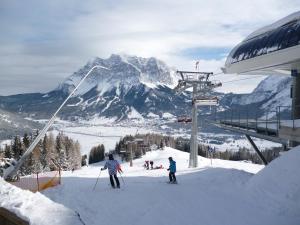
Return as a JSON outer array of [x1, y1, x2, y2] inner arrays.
[[247, 146, 300, 218], [42, 147, 299, 225], [0, 178, 83, 225]]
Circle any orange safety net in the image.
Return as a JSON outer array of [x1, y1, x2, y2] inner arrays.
[[9, 171, 61, 192]]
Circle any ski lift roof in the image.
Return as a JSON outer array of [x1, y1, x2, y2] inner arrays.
[[246, 11, 300, 41], [223, 11, 300, 75]]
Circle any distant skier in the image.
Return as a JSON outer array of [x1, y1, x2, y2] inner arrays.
[[145, 160, 150, 170], [101, 154, 121, 189], [150, 161, 154, 169], [167, 157, 177, 184]]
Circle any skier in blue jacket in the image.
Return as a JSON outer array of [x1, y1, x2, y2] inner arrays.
[[167, 157, 177, 183]]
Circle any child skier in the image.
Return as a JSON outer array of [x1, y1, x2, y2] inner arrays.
[[101, 154, 122, 188], [167, 157, 177, 184]]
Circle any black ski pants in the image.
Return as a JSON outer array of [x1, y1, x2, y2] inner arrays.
[[109, 174, 120, 188], [169, 172, 176, 182]]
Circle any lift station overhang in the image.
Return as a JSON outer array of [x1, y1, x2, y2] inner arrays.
[[222, 11, 300, 75], [219, 11, 300, 149]]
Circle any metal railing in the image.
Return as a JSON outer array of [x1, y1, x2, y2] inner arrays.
[[277, 105, 300, 129], [214, 104, 300, 136]]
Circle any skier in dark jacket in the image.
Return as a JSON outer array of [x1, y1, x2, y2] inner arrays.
[[150, 161, 154, 169], [167, 157, 177, 183], [101, 154, 122, 188]]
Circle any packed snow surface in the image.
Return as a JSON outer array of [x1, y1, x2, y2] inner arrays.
[[248, 146, 300, 218], [0, 178, 83, 225], [41, 147, 300, 225]]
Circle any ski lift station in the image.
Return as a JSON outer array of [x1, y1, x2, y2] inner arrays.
[[218, 11, 300, 164]]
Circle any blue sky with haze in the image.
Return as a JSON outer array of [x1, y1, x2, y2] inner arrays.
[[0, 0, 299, 95]]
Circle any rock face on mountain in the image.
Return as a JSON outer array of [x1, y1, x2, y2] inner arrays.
[[58, 54, 179, 95]]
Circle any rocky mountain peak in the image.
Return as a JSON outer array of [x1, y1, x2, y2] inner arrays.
[[56, 54, 177, 96]]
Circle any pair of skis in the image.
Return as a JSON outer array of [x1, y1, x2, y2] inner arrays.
[[167, 181, 178, 184]]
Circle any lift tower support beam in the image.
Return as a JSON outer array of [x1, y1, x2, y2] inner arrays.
[[174, 70, 221, 168], [245, 135, 268, 165]]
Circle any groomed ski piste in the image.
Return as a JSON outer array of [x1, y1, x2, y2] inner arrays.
[[1, 146, 300, 225]]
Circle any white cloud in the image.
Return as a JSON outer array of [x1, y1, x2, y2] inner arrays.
[[0, 0, 299, 95]]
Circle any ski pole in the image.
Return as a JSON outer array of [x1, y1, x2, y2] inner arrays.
[[118, 171, 125, 185], [93, 169, 102, 191]]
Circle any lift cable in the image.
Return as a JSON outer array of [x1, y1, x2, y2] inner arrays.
[[215, 75, 265, 84], [211, 71, 224, 76]]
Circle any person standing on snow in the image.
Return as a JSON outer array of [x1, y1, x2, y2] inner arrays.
[[167, 157, 177, 183], [101, 154, 122, 188], [150, 161, 154, 169]]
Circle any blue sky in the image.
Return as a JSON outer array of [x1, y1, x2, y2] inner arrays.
[[0, 0, 299, 95]]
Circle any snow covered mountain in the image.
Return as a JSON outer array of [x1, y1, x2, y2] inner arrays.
[[0, 55, 190, 121], [228, 75, 291, 107], [220, 75, 292, 117], [58, 54, 179, 95], [0, 55, 292, 126], [52, 54, 188, 120]]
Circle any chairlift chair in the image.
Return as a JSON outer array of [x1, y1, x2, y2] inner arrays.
[[177, 115, 192, 123]]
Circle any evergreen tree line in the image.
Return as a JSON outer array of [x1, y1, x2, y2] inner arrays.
[[175, 137, 282, 164], [1, 131, 82, 175], [88, 144, 105, 164], [207, 146, 281, 164], [115, 133, 176, 161]]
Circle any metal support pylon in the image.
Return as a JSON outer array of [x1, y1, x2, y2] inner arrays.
[[174, 70, 222, 168], [190, 84, 198, 167]]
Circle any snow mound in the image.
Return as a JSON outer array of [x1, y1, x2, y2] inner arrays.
[[127, 107, 144, 120], [147, 112, 159, 118], [0, 178, 83, 225], [162, 112, 175, 119], [247, 146, 300, 218]]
